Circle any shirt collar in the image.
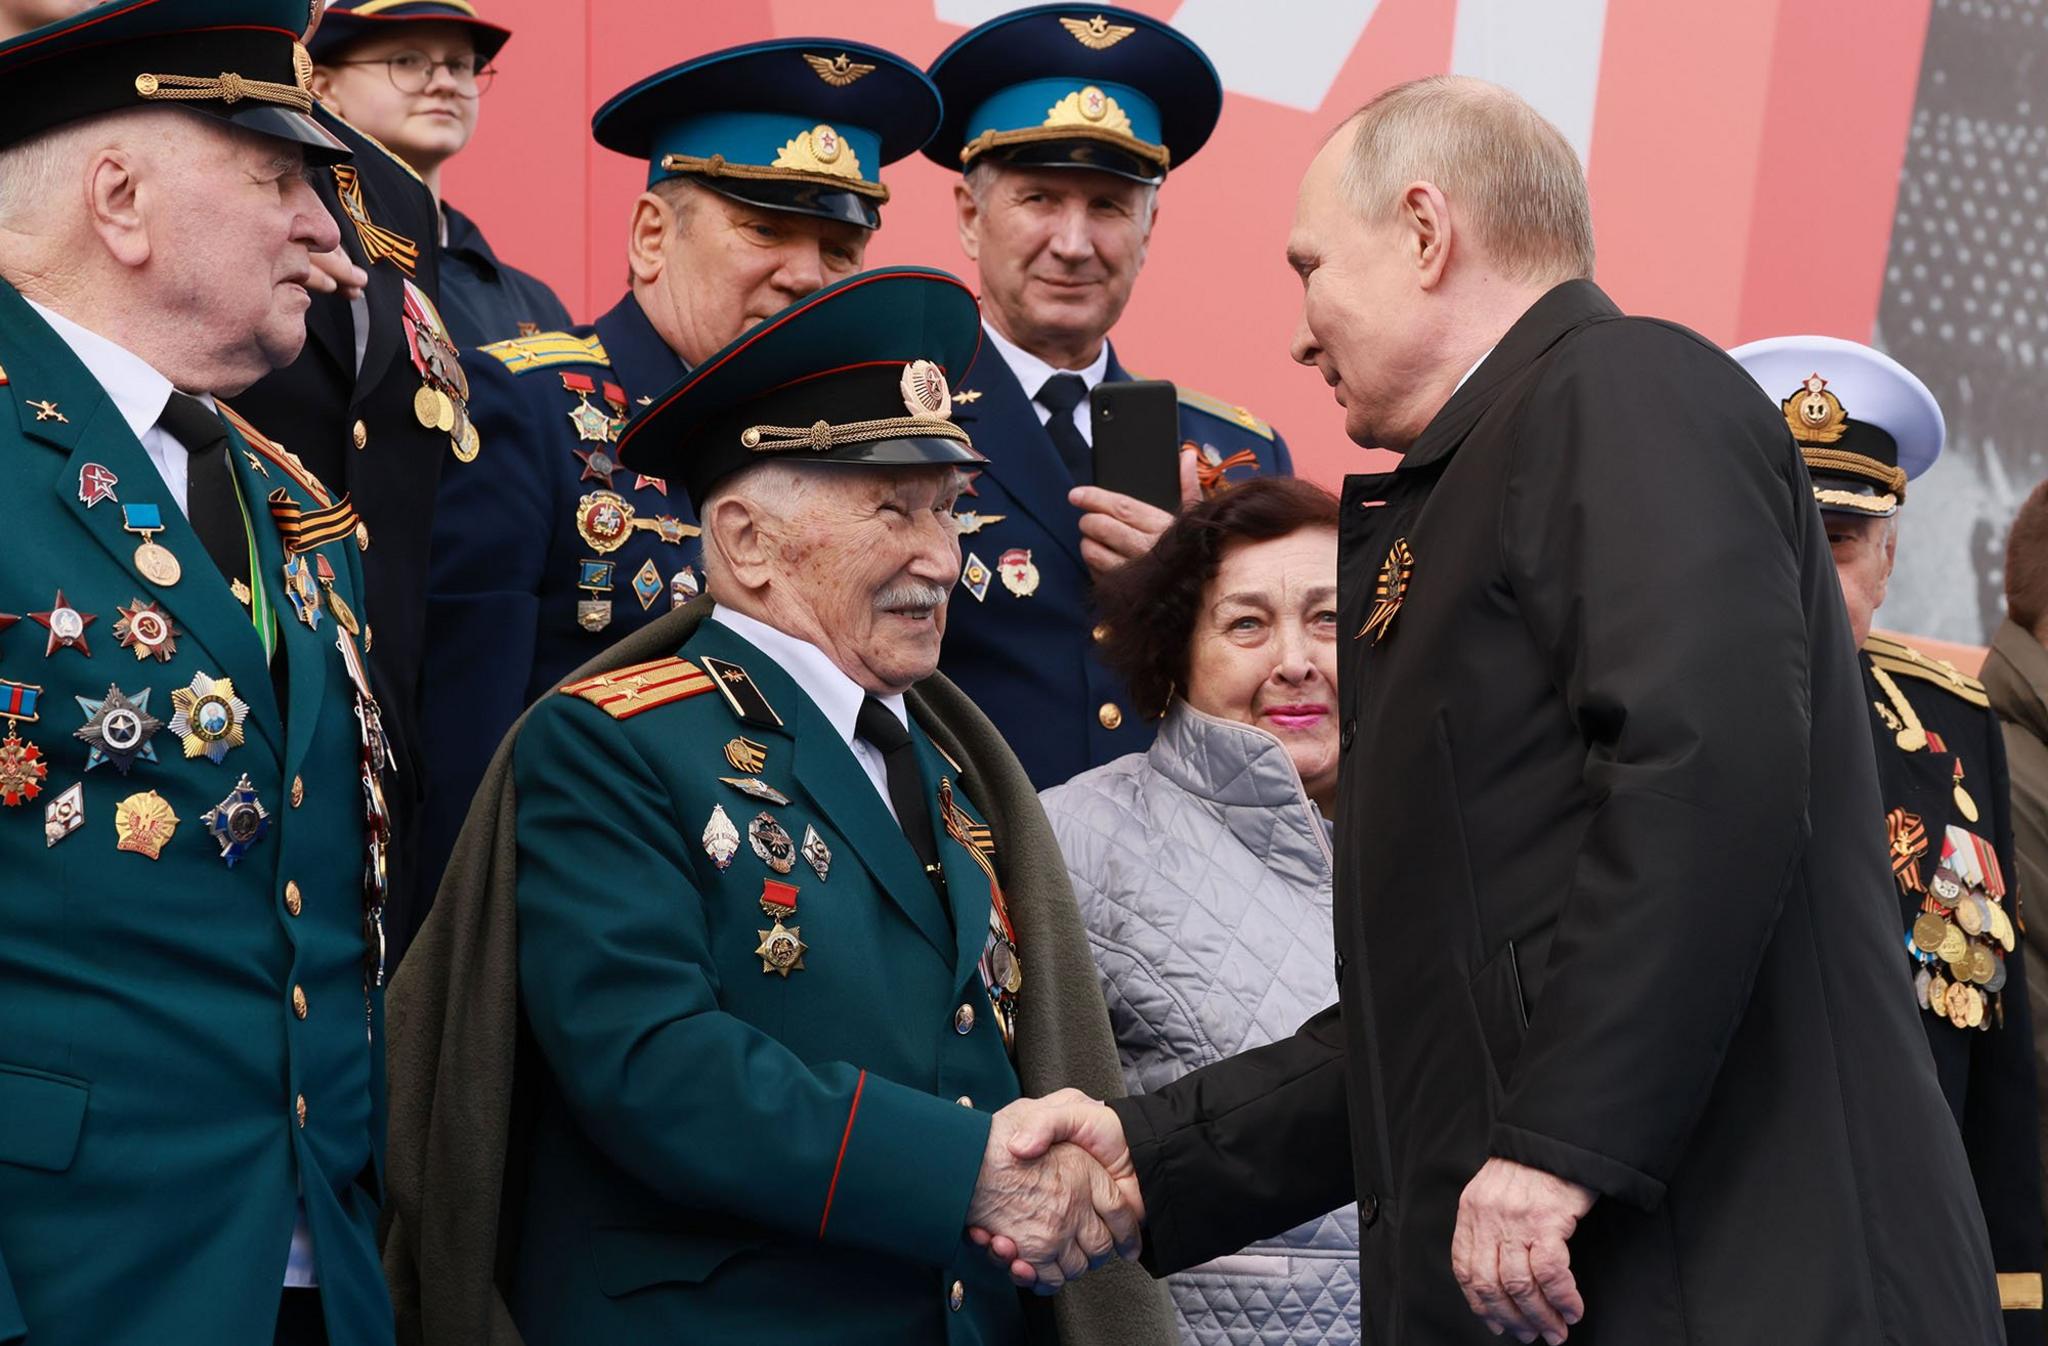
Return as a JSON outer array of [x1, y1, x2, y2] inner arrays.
[[24, 298, 209, 438], [710, 606, 908, 748], [980, 317, 1112, 401], [1454, 344, 1496, 395]]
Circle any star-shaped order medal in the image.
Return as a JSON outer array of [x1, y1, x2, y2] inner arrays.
[[201, 773, 271, 867], [756, 878, 806, 976], [75, 684, 161, 773], [169, 671, 249, 763], [114, 598, 179, 663], [575, 446, 620, 486], [30, 590, 95, 657], [749, 811, 796, 874], [0, 678, 47, 807]]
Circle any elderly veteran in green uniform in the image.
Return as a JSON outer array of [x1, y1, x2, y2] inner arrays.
[[417, 37, 941, 903], [0, 4, 400, 1345], [1735, 335, 2046, 1339], [382, 267, 1175, 1346]]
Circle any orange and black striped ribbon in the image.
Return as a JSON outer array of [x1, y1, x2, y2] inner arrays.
[[1194, 446, 1259, 496], [268, 487, 361, 555], [1888, 807, 1928, 895], [331, 166, 419, 276]]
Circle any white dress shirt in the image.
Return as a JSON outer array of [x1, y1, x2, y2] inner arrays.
[[711, 607, 911, 823], [26, 298, 217, 518], [981, 319, 1112, 447]]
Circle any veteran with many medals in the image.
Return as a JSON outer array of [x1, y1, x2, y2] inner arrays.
[[381, 268, 1174, 1346], [1736, 335, 2046, 1340], [0, 4, 398, 1344], [417, 36, 943, 897], [924, 5, 1293, 790]]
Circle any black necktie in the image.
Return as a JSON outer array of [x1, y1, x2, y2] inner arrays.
[[1034, 372, 1092, 486], [855, 695, 944, 895], [159, 392, 248, 594]]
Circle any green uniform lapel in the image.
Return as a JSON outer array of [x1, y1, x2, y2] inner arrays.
[[3, 282, 282, 760], [688, 619, 954, 957], [229, 427, 332, 790], [916, 731, 1000, 992]]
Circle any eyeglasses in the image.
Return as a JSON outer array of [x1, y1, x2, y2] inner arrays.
[[335, 51, 496, 96]]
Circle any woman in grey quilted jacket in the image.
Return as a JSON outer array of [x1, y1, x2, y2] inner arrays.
[[1040, 478, 1358, 1346]]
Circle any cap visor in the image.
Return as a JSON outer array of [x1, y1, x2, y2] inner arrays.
[[694, 176, 879, 230], [227, 105, 352, 164]]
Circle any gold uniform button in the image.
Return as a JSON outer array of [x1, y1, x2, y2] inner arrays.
[[290, 776, 305, 808], [284, 880, 302, 916], [953, 1003, 975, 1035], [292, 985, 308, 1019], [955, 1095, 974, 1108], [351, 419, 368, 450], [1098, 702, 1123, 730], [949, 1280, 965, 1311], [1091, 623, 1108, 643], [355, 521, 370, 551], [295, 1094, 307, 1128]]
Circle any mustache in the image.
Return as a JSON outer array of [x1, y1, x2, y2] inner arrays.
[[874, 580, 948, 612]]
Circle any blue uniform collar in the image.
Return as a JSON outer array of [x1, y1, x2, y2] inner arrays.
[[439, 202, 500, 278], [593, 291, 688, 405]]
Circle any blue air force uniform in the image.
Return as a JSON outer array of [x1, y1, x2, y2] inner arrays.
[[1735, 335, 2047, 1338], [507, 267, 1030, 1342], [923, 4, 1291, 790], [943, 339, 1289, 789], [419, 37, 942, 893], [0, 9, 397, 1342]]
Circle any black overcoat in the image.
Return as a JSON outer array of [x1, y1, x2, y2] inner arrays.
[[1110, 281, 2003, 1344], [233, 109, 447, 966]]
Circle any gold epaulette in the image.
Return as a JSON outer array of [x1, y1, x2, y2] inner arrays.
[[217, 401, 335, 507], [560, 656, 714, 720], [479, 331, 610, 375], [1176, 385, 1275, 442], [1865, 633, 1990, 708]]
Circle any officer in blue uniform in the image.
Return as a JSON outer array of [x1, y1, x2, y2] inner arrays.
[[0, 5, 397, 1343], [419, 39, 941, 893], [924, 4, 1292, 790], [1736, 335, 2046, 1341]]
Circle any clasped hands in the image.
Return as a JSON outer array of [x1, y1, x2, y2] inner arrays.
[[963, 1088, 1141, 1294]]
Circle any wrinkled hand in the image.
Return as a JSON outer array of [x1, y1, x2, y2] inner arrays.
[[1450, 1157, 1595, 1344], [305, 244, 368, 302], [969, 1089, 1143, 1289], [964, 1092, 1140, 1294], [1069, 448, 1201, 577]]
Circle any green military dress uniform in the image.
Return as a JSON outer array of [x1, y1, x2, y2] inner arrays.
[[0, 286, 394, 1344], [509, 618, 1027, 1343]]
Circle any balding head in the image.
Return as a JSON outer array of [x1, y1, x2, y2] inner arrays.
[[1286, 76, 1593, 451], [1339, 76, 1593, 284]]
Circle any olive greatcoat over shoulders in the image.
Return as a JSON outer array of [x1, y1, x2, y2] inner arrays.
[[1111, 280, 2003, 1345]]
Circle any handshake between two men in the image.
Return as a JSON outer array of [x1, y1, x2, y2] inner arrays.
[[964, 1091, 1142, 1295]]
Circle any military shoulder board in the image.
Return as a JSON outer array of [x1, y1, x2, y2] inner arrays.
[[480, 331, 610, 376], [560, 656, 715, 720], [1865, 633, 1990, 708]]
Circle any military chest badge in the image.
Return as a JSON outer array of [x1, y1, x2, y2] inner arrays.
[[113, 599, 179, 663], [0, 721, 47, 807], [563, 372, 626, 445], [951, 511, 1005, 536], [43, 781, 82, 847], [671, 566, 701, 608], [756, 877, 806, 976], [113, 789, 178, 859], [75, 684, 161, 774], [997, 548, 1039, 599], [169, 672, 249, 763], [801, 824, 831, 882], [77, 462, 117, 508], [576, 491, 632, 554], [121, 503, 182, 587], [749, 810, 797, 874], [282, 555, 323, 630], [1360, 538, 1414, 643], [201, 774, 271, 867], [703, 803, 741, 870], [724, 736, 768, 773], [960, 552, 992, 603], [721, 776, 791, 806], [29, 590, 94, 658], [630, 559, 663, 611]]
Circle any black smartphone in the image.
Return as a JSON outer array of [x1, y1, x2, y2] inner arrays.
[[1090, 379, 1182, 514]]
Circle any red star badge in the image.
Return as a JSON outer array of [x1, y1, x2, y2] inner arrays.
[[30, 590, 95, 657]]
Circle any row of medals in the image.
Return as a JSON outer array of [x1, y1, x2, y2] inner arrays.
[[403, 281, 479, 463], [1911, 865, 2015, 1031], [4, 521, 397, 998]]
